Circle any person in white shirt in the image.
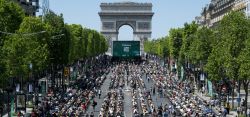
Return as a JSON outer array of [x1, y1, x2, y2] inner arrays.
[[98, 89, 101, 99], [247, 107, 250, 117]]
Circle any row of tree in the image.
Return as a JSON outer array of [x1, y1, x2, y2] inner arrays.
[[144, 11, 250, 114], [0, 0, 108, 89]]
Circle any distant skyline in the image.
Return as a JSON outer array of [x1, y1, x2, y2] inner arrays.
[[46, 0, 210, 40]]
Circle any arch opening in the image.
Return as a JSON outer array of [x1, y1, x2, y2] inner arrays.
[[118, 25, 134, 41]]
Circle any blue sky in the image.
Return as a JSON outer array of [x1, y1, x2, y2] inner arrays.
[[47, 0, 210, 40]]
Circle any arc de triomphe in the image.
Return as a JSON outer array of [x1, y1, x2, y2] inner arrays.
[[99, 2, 154, 56]]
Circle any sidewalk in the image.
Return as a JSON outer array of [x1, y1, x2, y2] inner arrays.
[[195, 91, 238, 117]]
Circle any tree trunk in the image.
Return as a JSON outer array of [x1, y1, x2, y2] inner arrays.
[[220, 82, 222, 107], [232, 82, 235, 111], [243, 80, 249, 116], [62, 66, 65, 92]]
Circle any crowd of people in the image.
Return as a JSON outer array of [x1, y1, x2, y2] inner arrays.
[[19, 55, 229, 117], [29, 56, 111, 117], [144, 58, 218, 117], [166, 77, 216, 116], [99, 63, 125, 117]]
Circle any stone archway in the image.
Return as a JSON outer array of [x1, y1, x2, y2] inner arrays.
[[99, 2, 154, 56], [118, 24, 134, 40]]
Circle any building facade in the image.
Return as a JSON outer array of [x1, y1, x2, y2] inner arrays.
[[198, 0, 250, 27], [13, 0, 39, 16]]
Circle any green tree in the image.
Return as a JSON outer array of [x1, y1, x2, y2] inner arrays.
[[238, 39, 250, 115], [87, 31, 94, 57], [93, 30, 100, 55], [168, 28, 183, 60], [67, 24, 83, 64], [205, 41, 228, 81], [2, 17, 49, 81], [44, 12, 69, 67], [144, 40, 152, 54], [82, 28, 91, 58], [99, 35, 108, 54], [218, 11, 250, 109], [0, 0, 25, 88], [178, 22, 198, 67], [0, 0, 25, 44], [189, 27, 213, 66]]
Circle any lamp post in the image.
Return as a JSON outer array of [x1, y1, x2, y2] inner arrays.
[[28, 63, 35, 109], [5, 86, 13, 117]]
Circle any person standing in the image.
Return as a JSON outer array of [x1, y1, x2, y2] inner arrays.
[[247, 107, 250, 117], [163, 109, 169, 117], [81, 103, 87, 113], [201, 86, 205, 96], [0, 104, 3, 117], [92, 99, 97, 111], [98, 89, 101, 99], [223, 107, 228, 117], [153, 86, 155, 95], [237, 106, 241, 115], [90, 112, 94, 117]]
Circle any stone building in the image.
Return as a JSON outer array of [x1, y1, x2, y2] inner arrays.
[[233, 0, 250, 17], [197, 0, 250, 28], [199, 0, 235, 27], [13, 0, 39, 16]]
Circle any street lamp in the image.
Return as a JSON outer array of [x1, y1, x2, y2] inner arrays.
[[5, 86, 13, 117]]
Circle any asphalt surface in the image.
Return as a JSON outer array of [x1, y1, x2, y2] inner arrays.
[[85, 72, 112, 116], [84, 64, 172, 117]]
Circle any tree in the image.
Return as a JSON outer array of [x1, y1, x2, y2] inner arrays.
[[238, 38, 250, 115], [178, 22, 198, 68], [0, 0, 25, 88], [205, 41, 228, 81], [99, 35, 108, 54], [82, 28, 91, 58], [218, 11, 250, 109], [44, 11, 69, 67], [0, 0, 25, 45], [2, 17, 49, 81], [144, 40, 153, 54], [189, 27, 213, 66], [168, 28, 183, 60], [87, 31, 94, 57], [67, 24, 83, 64], [93, 30, 100, 55]]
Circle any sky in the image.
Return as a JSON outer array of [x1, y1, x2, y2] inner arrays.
[[47, 0, 210, 40]]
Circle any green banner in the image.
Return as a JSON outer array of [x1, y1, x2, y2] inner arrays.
[[112, 41, 140, 58], [74, 71, 77, 80], [208, 80, 213, 97], [41, 81, 46, 94], [11, 95, 14, 116]]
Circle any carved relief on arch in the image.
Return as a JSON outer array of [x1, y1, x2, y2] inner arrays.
[[102, 22, 115, 30], [137, 22, 151, 30], [116, 21, 136, 32]]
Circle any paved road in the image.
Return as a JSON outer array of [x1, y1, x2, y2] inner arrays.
[[85, 72, 112, 116], [123, 82, 132, 117], [142, 74, 171, 108], [85, 64, 172, 117]]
